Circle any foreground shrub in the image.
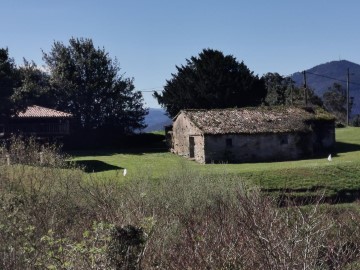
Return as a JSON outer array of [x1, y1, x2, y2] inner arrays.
[[0, 136, 67, 167]]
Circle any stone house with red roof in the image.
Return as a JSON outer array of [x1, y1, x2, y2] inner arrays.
[[169, 106, 335, 163], [0, 105, 73, 139]]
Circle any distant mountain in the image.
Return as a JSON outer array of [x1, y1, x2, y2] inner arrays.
[[144, 108, 172, 132], [291, 60, 360, 115]]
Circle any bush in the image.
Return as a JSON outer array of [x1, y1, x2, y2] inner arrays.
[[352, 114, 360, 127], [1, 137, 360, 269], [0, 136, 68, 167]]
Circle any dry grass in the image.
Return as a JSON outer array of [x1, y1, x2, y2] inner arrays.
[[2, 136, 360, 269]]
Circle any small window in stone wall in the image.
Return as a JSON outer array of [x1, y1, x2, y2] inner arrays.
[[280, 134, 288, 145], [226, 138, 233, 147]]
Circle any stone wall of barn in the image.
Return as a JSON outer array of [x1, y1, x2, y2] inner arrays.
[[204, 132, 314, 163], [172, 114, 205, 162], [311, 120, 336, 150]]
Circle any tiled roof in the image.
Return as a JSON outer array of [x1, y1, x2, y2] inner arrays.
[[180, 106, 334, 134], [16, 105, 73, 118]]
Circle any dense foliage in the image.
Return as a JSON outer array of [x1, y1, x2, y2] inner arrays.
[[263, 72, 323, 107], [1, 42, 148, 134], [12, 59, 53, 109], [0, 48, 19, 118], [155, 49, 266, 117], [323, 82, 352, 125], [263, 72, 292, 105], [43, 38, 148, 132], [0, 48, 56, 117], [352, 114, 360, 126]]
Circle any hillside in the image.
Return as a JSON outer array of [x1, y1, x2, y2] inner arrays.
[[144, 108, 172, 132], [291, 60, 360, 115]]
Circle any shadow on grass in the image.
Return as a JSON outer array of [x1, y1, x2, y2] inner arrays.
[[69, 160, 123, 173], [207, 141, 360, 165], [335, 141, 360, 154], [68, 147, 169, 158], [64, 132, 168, 155]]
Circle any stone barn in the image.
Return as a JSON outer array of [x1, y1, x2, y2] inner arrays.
[[168, 107, 335, 164]]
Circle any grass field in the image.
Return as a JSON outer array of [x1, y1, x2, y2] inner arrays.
[[5, 133, 360, 269], [71, 127, 360, 198]]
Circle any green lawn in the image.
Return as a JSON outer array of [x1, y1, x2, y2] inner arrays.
[[71, 127, 360, 196]]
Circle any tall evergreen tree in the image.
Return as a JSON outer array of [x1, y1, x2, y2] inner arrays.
[[154, 49, 266, 117], [43, 38, 148, 132]]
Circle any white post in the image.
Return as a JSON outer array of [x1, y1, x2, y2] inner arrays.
[[6, 154, 10, 166], [39, 152, 43, 165]]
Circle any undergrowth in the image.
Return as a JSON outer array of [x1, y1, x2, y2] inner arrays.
[[1, 137, 360, 269]]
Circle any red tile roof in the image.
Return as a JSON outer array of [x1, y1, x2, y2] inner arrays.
[[16, 105, 73, 118]]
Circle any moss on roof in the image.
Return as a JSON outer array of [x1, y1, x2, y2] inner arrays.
[[179, 106, 334, 135]]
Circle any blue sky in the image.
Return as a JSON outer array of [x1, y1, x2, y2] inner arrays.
[[2, 0, 360, 108]]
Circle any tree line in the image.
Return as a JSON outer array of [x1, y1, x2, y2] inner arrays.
[[0, 38, 147, 134], [155, 48, 352, 124], [0, 40, 353, 135]]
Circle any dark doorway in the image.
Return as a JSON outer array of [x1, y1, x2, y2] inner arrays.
[[189, 136, 195, 158]]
